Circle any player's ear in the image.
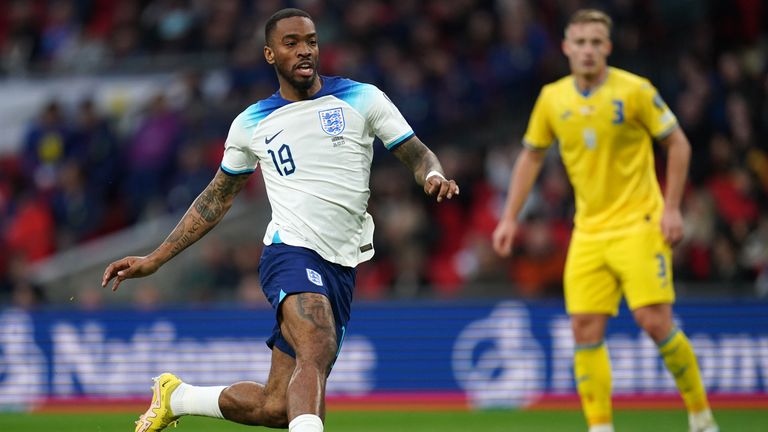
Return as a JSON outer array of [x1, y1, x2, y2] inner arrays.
[[561, 27, 570, 56], [264, 45, 275, 65]]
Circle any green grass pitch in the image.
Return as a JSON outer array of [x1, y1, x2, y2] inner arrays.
[[2, 409, 766, 431]]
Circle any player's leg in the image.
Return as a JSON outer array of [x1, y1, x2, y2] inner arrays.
[[134, 344, 294, 432], [564, 232, 621, 432], [571, 313, 613, 432], [149, 294, 337, 432], [618, 228, 717, 432], [279, 292, 338, 431], [253, 243, 355, 432], [632, 303, 717, 431], [216, 345, 294, 426]]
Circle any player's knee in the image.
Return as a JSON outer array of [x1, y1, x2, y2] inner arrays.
[[220, 388, 288, 427], [571, 316, 605, 344], [261, 399, 289, 427], [634, 311, 673, 343], [638, 317, 671, 342]]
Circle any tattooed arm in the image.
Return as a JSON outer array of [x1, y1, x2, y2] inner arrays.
[[102, 170, 250, 291], [390, 136, 460, 202]]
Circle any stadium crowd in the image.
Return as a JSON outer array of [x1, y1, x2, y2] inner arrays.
[[0, 0, 766, 306]]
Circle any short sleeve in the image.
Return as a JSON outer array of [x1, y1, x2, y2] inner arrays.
[[522, 88, 555, 150], [220, 112, 258, 175], [636, 81, 678, 140], [366, 89, 414, 150]]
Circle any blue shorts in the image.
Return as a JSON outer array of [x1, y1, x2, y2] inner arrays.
[[258, 243, 356, 359]]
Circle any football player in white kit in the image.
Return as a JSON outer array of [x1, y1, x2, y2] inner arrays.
[[102, 8, 460, 432]]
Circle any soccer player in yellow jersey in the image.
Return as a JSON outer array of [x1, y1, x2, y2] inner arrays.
[[492, 9, 718, 432]]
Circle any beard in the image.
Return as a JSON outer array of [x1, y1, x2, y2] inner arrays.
[[275, 58, 320, 92]]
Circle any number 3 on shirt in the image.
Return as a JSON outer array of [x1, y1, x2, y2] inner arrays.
[[612, 99, 624, 124], [268, 144, 296, 176], [655, 253, 669, 288]]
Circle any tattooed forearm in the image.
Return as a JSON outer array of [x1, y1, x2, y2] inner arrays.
[[166, 214, 213, 259], [155, 170, 250, 262], [194, 188, 223, 222], [391, 137, 442, 185], [194, 171, 249, 222], [295, 293, 334, 330]]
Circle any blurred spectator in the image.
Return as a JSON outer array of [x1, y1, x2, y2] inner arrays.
[[3, 253, 46, 309], [50, 159, 103, 248], [39, 0, 79, 66], [166, 141, 213, 213], [3, 194, 56, 264], [21, 100, 71, 192], [122, 93, 182, 220], [490, 1, 553, 103], [200, 0, 240, 53], [677, 191, 717, 280], [141, 0, 200, 53], [508, 220, 567, 298], [108, 1, 143, 61], [1, 0, 41, 74], [707, 167, 759, 234], [69, 99, 120, 198]]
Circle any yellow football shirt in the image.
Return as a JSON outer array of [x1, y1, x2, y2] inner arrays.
[[523, 67, 678, 236]]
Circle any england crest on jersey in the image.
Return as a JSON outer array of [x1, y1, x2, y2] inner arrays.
[[318, 108, 345, 136]]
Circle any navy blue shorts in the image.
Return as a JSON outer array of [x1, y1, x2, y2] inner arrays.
[[258, 243, 356, 359]]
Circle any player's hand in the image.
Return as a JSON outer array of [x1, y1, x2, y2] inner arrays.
[[425, 174, 459, 202], [660, 207, 684, 246], [492, 218, 518, 258], [101, 256, 161, 292]]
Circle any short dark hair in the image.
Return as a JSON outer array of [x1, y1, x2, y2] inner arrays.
[[264, 8, 314, 45]]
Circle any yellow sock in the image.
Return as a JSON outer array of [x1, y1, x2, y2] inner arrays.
[[658, 328, 710, 413], [574, 341, 612, 426]]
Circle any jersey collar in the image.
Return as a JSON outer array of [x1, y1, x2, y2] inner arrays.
[[573, 68, 611, 98], [270, 76, 343, 104]]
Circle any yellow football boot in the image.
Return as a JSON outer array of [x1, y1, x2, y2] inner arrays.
[[135, 373, 183, 432]]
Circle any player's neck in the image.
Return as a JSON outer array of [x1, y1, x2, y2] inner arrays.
[[278, 76, 323, 101], [574, 67, 608, 94]]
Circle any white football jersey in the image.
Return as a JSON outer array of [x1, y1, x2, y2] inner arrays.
[[221, 76, 414, 267]]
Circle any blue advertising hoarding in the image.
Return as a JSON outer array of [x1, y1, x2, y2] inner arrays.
[[1, 299, 767, 410]]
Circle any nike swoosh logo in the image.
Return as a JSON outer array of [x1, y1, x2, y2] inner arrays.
[[265, 130, 284, 145]]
